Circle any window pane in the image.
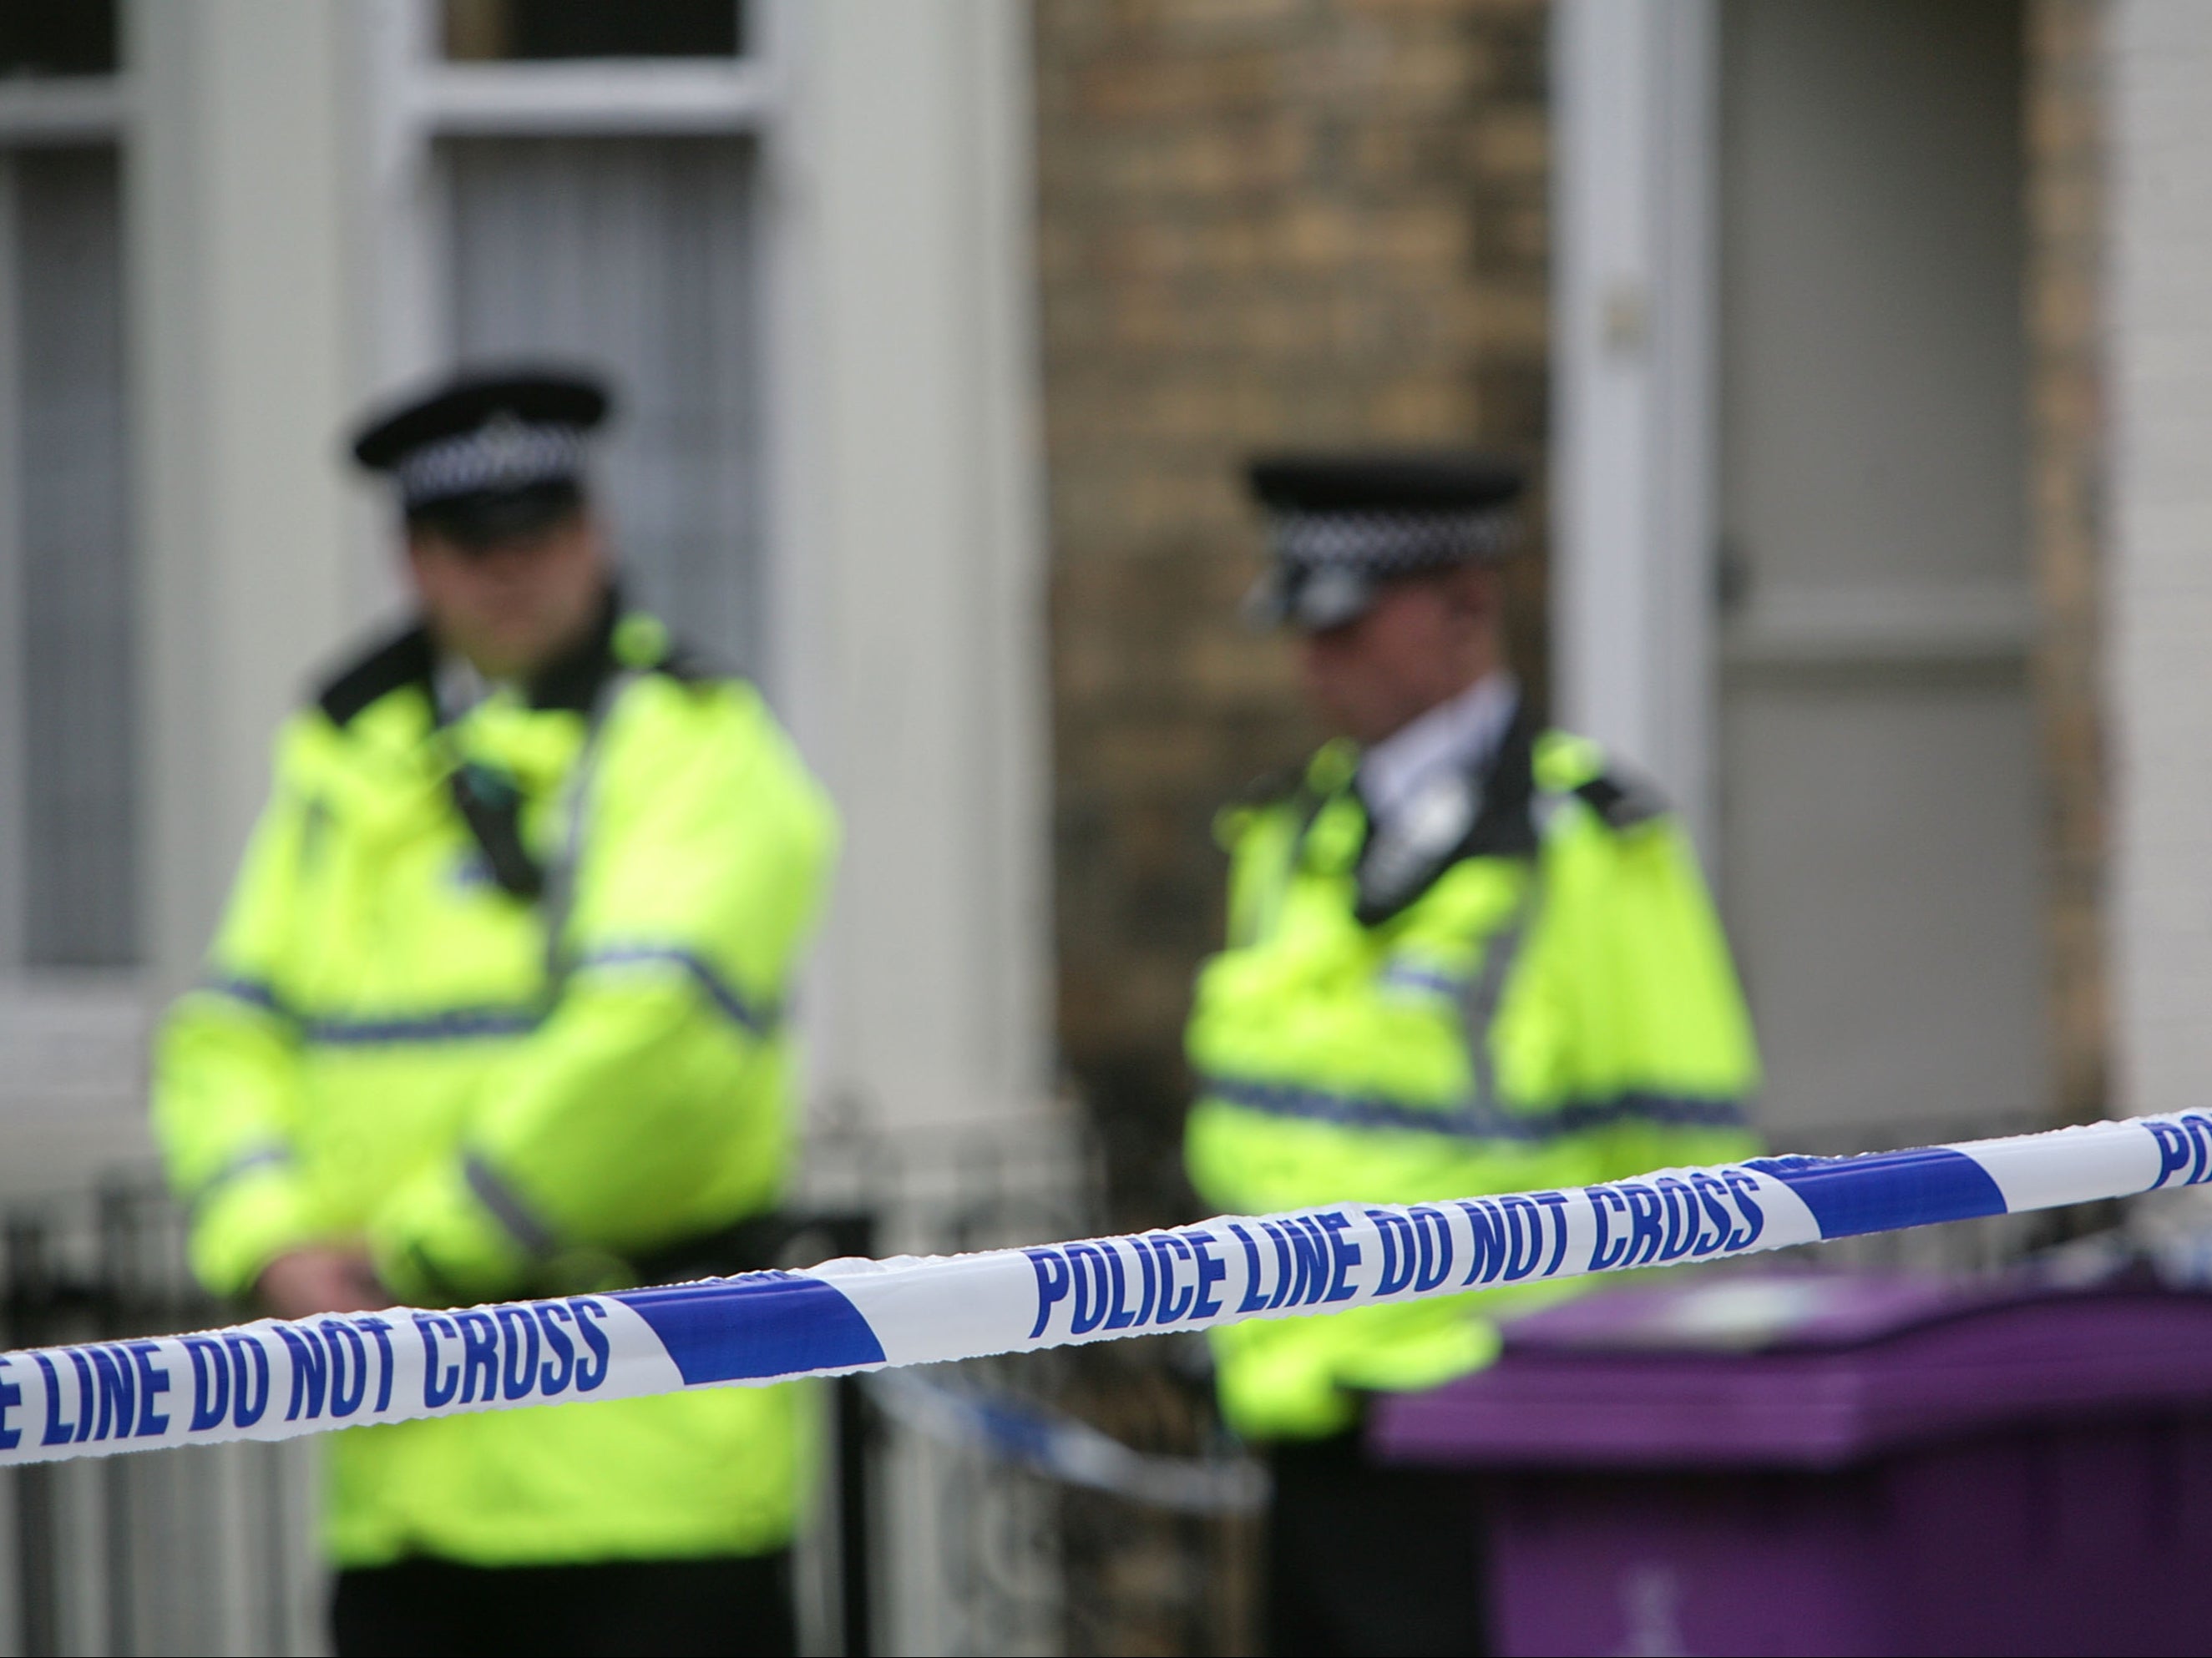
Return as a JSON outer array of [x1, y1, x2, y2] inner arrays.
[[443, 0, 743, 62], [14, 149, 135, 967], [0, 0, 119, 78], [444, 138, 762, 675]]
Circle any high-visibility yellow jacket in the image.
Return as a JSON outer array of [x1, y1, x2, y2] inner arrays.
[[1184, 713, 1759, 1441], [151, 604, 838, 1568]]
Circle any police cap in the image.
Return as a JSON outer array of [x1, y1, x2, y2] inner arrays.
[[1243, 451, 1523, 631], [351, 366, 612, 548]]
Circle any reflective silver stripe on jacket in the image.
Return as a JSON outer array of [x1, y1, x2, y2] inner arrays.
[[1460, 872, 1541, 1120], [463, 1153, 560, 1260]]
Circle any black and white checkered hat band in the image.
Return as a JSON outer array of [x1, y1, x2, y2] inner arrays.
[[396, 422, 586, 509], [1270, 506, 1515, 572]]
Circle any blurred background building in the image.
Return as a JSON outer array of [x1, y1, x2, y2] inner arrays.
[[1048, 0, 2108, 1216], [0, 0, 2140, 1244], [0, 0, 2204, 1650]]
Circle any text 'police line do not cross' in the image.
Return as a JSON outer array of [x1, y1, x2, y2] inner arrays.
[[0, 1112, 2208, 1466]]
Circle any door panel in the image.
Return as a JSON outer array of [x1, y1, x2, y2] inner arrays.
[[1718, 0, 2044, 1137], [1724, 675, 2042, 1130]]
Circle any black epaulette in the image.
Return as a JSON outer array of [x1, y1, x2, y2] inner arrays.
[[316, 625, 435, 729], [1572, 769, 1670, 831]]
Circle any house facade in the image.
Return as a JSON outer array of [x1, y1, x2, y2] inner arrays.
[[3, 0, 2206, 1337], [1040, 0, 2168, 1226], [0, 0, 2197, 1263]]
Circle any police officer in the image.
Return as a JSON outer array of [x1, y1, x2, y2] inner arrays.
[[152, 369, 836, 1656], [1183, 454, 1759, 1655]]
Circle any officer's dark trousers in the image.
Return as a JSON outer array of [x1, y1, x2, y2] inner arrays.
[[1267, 1429, 1490, 1657], [332, 1552, 796, 1658]]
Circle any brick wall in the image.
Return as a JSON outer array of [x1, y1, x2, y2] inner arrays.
[[1035, 0, 1551, 1219]]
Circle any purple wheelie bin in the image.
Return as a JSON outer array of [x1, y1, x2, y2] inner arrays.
[[1369, 1271, 2212, 1656]]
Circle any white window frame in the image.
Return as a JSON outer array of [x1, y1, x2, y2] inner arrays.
[[347, 0, 792, 668], [1551, 0, 1720, 862], [0, 63, 149, 1160]]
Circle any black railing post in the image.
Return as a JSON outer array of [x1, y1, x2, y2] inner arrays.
[[797, 1211, 876, 1658], [8, 1216, 60, 1657], [835, 1370, 873, 1658], [97, 1184, 135, 1657]]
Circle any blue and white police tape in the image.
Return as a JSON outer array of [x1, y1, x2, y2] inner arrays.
[[3, 1109, 2209, 1467]]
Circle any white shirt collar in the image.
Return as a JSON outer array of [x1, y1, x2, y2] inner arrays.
[[433, 655, 506, 723], [1357, 672, 1519, 834]]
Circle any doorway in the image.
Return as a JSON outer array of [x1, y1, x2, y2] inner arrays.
[[1716, 0, 2044, 1140]]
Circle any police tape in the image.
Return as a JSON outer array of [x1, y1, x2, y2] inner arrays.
[[1, 1109, 2207, 1467]]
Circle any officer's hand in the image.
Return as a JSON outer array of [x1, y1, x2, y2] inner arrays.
[[256, 1248, 393, 1320]]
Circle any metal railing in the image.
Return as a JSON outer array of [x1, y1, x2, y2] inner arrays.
[[0, 1180, 319, 1656], [0, 1110, 1248, 1657], [0, 1106, 2096, 1657]]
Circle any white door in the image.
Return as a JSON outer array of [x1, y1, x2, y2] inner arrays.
[[1717, 0, 2045, 1142]]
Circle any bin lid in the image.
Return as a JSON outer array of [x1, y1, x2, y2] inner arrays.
[[1497, 1271, 1996, 1352], [1370, 1271, 2212, 1471]]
